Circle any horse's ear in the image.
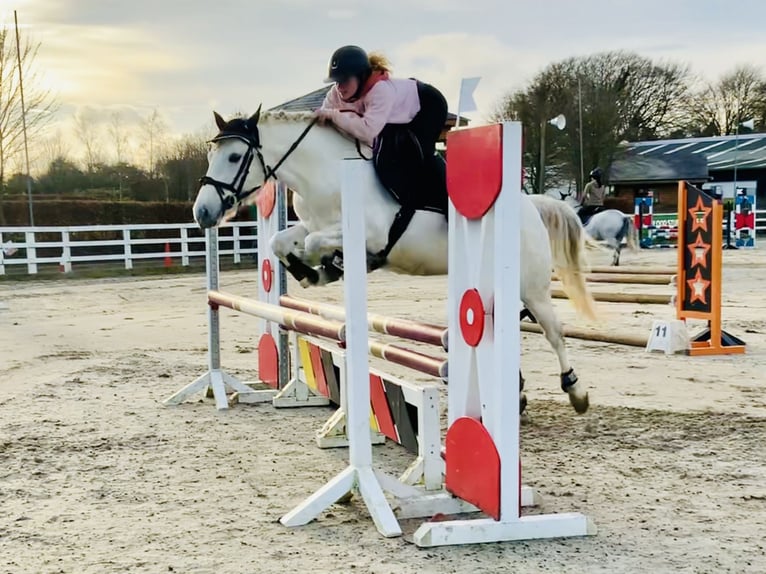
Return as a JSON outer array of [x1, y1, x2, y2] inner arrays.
[[213, 111, 227, 131], [248, 104, 262, 128]]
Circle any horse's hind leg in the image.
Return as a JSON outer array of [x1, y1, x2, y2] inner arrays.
[[523, 294, 589, 414], [607, 238, 621, 266]]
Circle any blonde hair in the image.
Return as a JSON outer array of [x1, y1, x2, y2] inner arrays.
[[368, 52, 392, 73]]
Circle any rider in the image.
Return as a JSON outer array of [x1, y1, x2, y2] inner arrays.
[[314, 45, 448, 216], [577, 167, 606, 223]]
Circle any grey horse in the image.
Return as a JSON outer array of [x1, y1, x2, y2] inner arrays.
[[557, 190, 638, 266]]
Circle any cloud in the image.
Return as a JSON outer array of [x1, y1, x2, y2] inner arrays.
[[393, 33, 542, 122]]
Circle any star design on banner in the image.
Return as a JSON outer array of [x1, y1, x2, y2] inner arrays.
[[687, 268, 711, 305], [687, 232, 711, 268], [688, 196, 712, 232]]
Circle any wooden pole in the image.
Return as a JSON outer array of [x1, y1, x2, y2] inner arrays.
[[521, 322, 648, 347], [550, 289, 671, 305], [586, 266, 676, 275], [553, 273, 673, 285]]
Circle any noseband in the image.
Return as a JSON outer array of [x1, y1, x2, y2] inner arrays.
[[200, 119, 318, 213]]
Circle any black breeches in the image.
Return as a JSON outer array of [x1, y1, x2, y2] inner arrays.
[[372, 81, 448, 212]]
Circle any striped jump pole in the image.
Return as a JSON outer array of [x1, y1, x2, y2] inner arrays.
[[208, 290, 346, 342], [367, 340, 447, 380], [280, 295, 449, 349]]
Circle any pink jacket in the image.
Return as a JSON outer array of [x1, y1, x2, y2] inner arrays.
[[320, 77, 421, 146]]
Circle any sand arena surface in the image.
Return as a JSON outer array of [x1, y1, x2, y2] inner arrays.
[[1, 247, 765, 573]]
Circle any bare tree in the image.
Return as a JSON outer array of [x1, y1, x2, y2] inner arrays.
[[685, 65, 766, 136], [34, 129, 68, 172], [0, 23, 57, 223], [492, 51, 690, 194], [73, 109, 103, 171], [140, 108, 168, 178], [108, 111, 130, 165]]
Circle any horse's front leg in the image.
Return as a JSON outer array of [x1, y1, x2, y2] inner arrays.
[[303, 226, 347, 287], [270, 224, 320, 285]]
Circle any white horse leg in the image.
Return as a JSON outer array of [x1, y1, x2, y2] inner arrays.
[[523, 294, 589, 414], [606, 238, 621, 266], [270, 224, 321, 285], [304, 226, 343, 261]]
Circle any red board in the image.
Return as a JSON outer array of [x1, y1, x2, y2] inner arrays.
[[446, 124, 503, 219], [445, 416, 501, 520], [257, 333, 279, 389], [735, 213, 755, 230], [309, 344, 330, 398], [369, 374, 398, 442], [255, 180, 276, 217]]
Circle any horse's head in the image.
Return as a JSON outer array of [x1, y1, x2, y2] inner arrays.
[[193, 106, 265, 228]]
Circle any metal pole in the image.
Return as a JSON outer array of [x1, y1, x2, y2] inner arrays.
[[539, 121, 546, 193], [578, 77, 585, 193], [13, 11, 34, 226], [733, 123, 739, 199]]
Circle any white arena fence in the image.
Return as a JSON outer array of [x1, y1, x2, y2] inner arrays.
[[0, 221, 267, 276], [1, 208, 764, 276]]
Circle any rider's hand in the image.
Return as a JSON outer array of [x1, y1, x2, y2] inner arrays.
[[314, 108, 336, 125]]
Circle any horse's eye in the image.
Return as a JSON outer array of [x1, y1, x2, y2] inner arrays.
[[229, 153, 242, 162]]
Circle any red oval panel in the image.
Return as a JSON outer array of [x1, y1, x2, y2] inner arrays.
[[459, 289, 485, 347], [261, 259, 273, 293], [446, 124, 503, 219], [255, 180, 276, 218]]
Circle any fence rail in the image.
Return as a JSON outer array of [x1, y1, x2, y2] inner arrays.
[[0, 221, 260, 275], [1, 209, 763, 276]]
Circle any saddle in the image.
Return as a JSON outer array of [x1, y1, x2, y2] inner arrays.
[[373, 125, 448, 216], [578, 205, 604, 226]]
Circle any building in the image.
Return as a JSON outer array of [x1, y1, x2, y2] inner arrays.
[[607, 133, 766, 212]]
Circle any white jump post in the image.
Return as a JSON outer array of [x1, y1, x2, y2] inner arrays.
[[280, 158, 402, 537], [413, 122, 595, 547], [163, 227, 258, 410]]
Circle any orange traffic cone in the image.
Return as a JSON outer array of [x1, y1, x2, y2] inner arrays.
[[164, 242, 172, 268]]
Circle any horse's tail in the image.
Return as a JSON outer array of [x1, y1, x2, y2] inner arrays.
[[625, 216, 639, 251], [531, 196, 598, 321]]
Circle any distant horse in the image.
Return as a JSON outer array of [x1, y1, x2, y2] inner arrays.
[[193, 108, 598, 413], [557, 190, 638, 266]]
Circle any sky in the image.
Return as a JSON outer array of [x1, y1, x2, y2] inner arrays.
[[4, 0, 766, 168]]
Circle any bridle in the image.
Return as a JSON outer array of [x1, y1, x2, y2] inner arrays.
[[199, 118, 318, 212]]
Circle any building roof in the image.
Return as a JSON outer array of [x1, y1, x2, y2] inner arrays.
[[625, 133, 766, 172], [608, 150, 709, 184]]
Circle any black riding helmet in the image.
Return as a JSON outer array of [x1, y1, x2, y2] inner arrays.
[[324, 45, 372, 99], [589, 167, 603, 186]]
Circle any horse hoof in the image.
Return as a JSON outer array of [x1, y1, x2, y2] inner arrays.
[[520, 393, 528, 415], [568, 391, 589, 414]]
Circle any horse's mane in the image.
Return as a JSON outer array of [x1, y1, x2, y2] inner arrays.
[[258, 110, 317, 123], [220, 110, 367, 152]]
